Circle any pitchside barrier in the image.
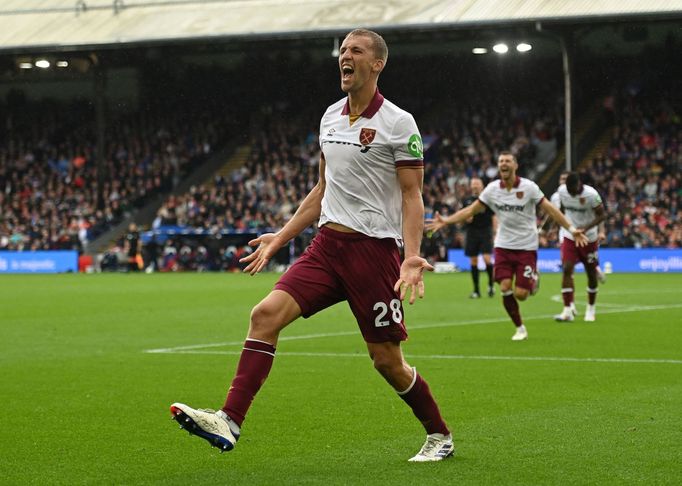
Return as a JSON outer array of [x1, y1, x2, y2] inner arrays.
[[0, 251, 78, 273], [448, 248, 682, 273]]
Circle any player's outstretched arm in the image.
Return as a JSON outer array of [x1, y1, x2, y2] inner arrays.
[[241, 157, 327, 275], [396, 167, 434, 304], [425, 200, 486, 234], [539, 198, 588, 247]]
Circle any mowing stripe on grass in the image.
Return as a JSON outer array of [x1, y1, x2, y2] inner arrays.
[[145, 302, 682, 355], [151, 349, 682, 365]]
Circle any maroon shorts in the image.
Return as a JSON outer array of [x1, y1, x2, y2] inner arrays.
[[275, 226, 408, 343], [493, 247, 537, 291], [562, 239, 600, 269]]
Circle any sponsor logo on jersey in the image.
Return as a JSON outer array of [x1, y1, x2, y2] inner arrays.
[[408, 134, 423, 158], [495, 203, 525, 212], [326, 128, 336, 136], [516, 191, 524, 199], [359, 128, 376, 145]]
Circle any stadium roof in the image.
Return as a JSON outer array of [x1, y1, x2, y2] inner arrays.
[[1, 0, 681, 52]]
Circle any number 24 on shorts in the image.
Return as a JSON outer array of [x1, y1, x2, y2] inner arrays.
[[373, 299, 403, 327]]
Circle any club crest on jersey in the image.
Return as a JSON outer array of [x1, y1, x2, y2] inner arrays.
[[516, 191, 524, 199], [359, 128, 376, 146], [579, 197, 586, 205]]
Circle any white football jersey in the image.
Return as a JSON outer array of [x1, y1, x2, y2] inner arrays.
[[550, 191, 561, 209], [478, 177, 545, 250], [318, 90, 423, 241], [557, 184, 603, 243]]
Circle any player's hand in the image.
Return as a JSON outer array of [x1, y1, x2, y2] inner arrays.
[[394, 256, 434, 305], [424, 212, 446, 234], [240, 233, 284, 275], [572, 229, 589, 247]]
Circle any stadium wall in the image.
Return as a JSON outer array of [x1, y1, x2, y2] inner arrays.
[[448, 248, 682, 273]]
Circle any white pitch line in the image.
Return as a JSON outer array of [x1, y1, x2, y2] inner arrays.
[[149, 349, 682, 365], [145, 302, 682, 355]]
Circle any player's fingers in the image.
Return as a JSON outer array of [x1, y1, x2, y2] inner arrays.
[[400, 282, 407, 301], [418, 280, 425, 299], [408, 284, 417, 305], [393, 278, 400, 293], [239, 250, 258, 263], [423, 261, 435, 272], [247, 237, 261, 247]]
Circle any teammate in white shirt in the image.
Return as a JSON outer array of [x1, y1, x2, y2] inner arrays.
[[553, 172, 607, 322], [170, 28, 453, 463], [426, 152, 588, 341]]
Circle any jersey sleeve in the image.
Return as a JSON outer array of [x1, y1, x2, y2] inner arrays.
[[530, 181, 545, 204], [550, 192, 561, 208], [391, 113, 424, 168], [478, 182, 494, 209], [590, 189, 603, 208]]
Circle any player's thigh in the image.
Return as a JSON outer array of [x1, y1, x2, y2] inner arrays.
[[493, 248, 514, 283], [249, 289, 302, 336], [561, 239, 580, 268], [339, 238, 408, 343], [513, 250, 537, 291], [274, 234, 345, 319], [579, 242, 600, 271], [464, 234, 479, 258]]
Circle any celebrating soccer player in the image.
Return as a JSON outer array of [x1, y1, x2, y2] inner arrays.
[[426, 152, 588, 341], [552, 172, 607, 322], [170, 29, 454, 462]]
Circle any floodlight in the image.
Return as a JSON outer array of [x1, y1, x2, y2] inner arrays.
[[516, 43, 532, 52], [472, 47, 488, 54], [35, 59, 50, 68], [492, 43, 508, 54]]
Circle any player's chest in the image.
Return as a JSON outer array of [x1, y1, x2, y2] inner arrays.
[[320, 120, 392, 164], [492, 189, 534, 212]]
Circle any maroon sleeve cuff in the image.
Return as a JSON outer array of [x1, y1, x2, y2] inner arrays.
[[395, 159, 424, 168]]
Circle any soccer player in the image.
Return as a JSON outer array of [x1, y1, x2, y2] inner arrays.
[[462, 177, 496, 298], [170, 29, 453, 462], [553, 172, 607, 322], [426, 152, 588, 341]]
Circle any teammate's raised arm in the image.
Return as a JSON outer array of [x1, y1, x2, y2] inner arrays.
[[425, 199, 486, 234]]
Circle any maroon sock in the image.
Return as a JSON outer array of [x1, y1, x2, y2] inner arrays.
[[502, 291, 523, 327], [562, 287, 574, 306], [221, 339, 276, 426], [587, 288, 597, 305], [398, 370, 450, 435]]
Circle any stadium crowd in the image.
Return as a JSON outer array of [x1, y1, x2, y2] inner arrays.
[[0, 100, 222, 252]]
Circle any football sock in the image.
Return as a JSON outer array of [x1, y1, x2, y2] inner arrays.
[[471, 267, 480, 293], [398, 368, 450, 436], [502, 290, 523, 327], [222, 339, 276, 427], [562, 287, 574, 307], [587, 287, 598, 305], [486, 264, 494, 288]]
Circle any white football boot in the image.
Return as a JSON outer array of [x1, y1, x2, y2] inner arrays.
[[554, 307, 575, 322], [584, 305, 596, 322], [408, 433, 455, 462], [511, 325, 528, 341], [170, 403, 239, 452]]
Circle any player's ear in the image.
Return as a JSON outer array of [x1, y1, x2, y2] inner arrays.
[[372, 58, 385, 74]]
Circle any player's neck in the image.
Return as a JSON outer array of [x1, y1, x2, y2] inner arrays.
[[501, 175, 517, 190], [347, 83, 377, 116]]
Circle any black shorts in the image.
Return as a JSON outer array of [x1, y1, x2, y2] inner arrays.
[[464, 229, 493, 257]]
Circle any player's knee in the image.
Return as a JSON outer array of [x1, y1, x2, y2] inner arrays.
[[371, 352, 401, 377], [515, 288, 529, 301], [249, 301, 282, 335]]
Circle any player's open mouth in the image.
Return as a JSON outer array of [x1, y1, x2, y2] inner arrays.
[[341, 65, 354, 81]]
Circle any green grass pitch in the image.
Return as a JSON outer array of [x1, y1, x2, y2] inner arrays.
[[1, 272, 681, 484]]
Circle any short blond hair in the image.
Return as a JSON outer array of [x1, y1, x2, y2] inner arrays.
[[345, 28, 388, 62]]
